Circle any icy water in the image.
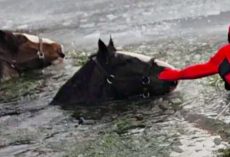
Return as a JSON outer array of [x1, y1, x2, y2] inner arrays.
[[1, 0, 230, 157]]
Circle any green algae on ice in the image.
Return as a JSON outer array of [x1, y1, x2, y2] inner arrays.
[[0, 72, 45, 102]]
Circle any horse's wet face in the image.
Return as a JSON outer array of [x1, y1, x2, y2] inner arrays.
[[51, 38, 178, 107], [13, 33, 65, 68], [148, 59, 178, 95], [98, 39, 178, 98]]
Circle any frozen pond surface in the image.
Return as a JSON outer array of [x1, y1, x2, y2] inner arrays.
[[1, 0, 230, 157], [0, 0, 230, 49]]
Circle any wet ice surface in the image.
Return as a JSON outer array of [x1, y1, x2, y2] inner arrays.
[[1, 37, 230, 157], [1, 0, 230, 157], [1, 0, 230, 50]]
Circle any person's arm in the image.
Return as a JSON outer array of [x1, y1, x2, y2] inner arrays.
[[159, 61, 218, 81], [159, 44, 230, 81], [159, 27, 230, 90]]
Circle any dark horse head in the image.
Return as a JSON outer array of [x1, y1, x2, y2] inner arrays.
[[0, 30, 65, 81], [51, 38, 178, 107]]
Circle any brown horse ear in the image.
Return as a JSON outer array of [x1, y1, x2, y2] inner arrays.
[[0, 30, 16, 44], [108, 36, 116, 51], [0, 30, 18, 52], [97, 39, 113, 63]]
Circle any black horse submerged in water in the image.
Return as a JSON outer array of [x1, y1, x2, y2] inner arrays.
[[51, 38, 178, 107]]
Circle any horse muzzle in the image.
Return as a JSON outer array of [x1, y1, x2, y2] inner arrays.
[[52, 57, 64, 65], [155, 59, 179, 92], [168, 81, 178, 92], [59, 52, 65, 58]]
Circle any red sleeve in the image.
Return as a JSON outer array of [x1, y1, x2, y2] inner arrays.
[[159, 44, 230, 81]]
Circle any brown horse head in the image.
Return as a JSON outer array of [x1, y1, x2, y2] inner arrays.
[[51, 38, 178, 108], [0, 30, 65, 81]]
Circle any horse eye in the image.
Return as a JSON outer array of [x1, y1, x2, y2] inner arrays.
[[142, 76, 150, 85]]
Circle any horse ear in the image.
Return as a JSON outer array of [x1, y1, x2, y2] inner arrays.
[[97, 39, 113, 63], [108, 36, 116, 51], [98, 39, 107, 54]]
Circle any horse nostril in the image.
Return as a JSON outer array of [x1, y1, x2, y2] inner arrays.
[[170, 81, 178, 87], [173, 81, 178, 86], [167, 81, 178, 92], [60, 53, 65, 58], [142, 76, 150, 85]]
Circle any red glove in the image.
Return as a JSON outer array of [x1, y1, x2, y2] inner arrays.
[[158, 68, 181, 81]]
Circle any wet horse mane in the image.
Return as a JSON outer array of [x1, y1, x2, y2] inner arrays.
[[66, 59, 96, 90], [53, 58, 104, 106]]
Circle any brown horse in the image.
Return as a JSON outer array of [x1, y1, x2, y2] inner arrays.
[[51, 38, 178, 107], [0, 30, 65, 81]]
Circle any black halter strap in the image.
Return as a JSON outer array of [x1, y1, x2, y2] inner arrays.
[[91, 56, 152, 99], [37, 37, 45, 59]]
